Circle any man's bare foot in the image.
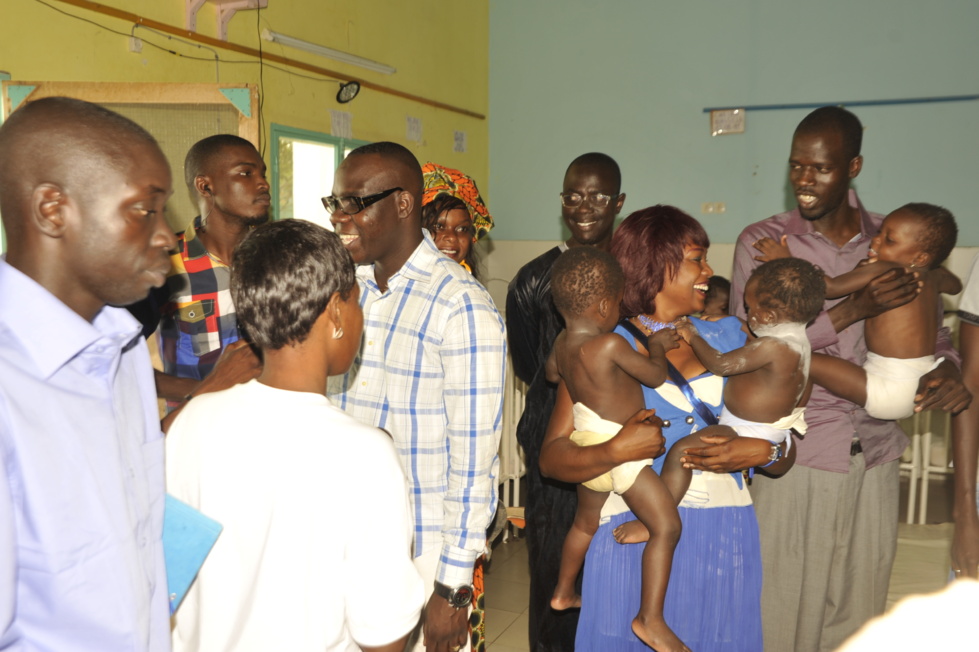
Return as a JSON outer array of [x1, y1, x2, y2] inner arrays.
[[632, 616, 691, 652], [613, 519, 650, 544], [550, 591, 582, 611]]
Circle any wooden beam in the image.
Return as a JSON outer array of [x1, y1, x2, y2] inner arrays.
[[48, 0, 486, 120]]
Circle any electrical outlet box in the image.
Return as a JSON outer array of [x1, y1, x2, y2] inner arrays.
[[129, 37, 143, 53], [700, 202, 727, 214], [710, 109, 745, 136]]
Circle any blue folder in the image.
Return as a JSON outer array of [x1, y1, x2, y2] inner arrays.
[[163, 494, 223, 615]]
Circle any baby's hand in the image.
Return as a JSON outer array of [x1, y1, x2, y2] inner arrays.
[[648, 326, 680, 352], [753, 235, 791, 262], [674, 320, 697, 343]]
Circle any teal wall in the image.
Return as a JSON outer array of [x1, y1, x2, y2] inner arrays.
[[488, 1, 979, 244]]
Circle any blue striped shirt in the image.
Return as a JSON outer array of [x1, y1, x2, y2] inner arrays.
[[328, 234, 506, 587]]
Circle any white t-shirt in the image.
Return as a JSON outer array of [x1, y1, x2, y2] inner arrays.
[[958, 252, 979, 325], [836, 579, 979, 650], [960, 253, 979, 488], [166, 379, 424, 652]]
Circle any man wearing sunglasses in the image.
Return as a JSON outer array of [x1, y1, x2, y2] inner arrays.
[[505, 152, 627, 651], [326, 142, 506, 652]]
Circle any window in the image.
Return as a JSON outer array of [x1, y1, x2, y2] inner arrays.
[[271, 124, 368, 230]]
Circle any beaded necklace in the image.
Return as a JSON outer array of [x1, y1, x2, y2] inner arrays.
[[636, 314, 674, 334]]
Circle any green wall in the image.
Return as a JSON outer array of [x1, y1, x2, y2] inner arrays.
[[488, 1, 979, 244]]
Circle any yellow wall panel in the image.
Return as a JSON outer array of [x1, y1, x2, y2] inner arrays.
[[1, 0, 489, 196]]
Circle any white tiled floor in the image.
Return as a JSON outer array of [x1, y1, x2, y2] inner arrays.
[[483, 498, 955, 650], [483, 532, 530, 651]]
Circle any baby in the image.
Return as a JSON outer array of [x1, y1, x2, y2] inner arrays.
[[701, 275, 731, 319], [667, 258, 825, 497], [545, 246, 688, 652], [755, 202, 960, 420]]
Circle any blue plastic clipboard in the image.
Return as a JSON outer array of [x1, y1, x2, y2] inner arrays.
[[163, 494, 223, 615]]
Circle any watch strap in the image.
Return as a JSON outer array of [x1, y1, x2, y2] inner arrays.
[[758, 440, 782, 468]]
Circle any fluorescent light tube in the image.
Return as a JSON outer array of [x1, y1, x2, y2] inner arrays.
[[262, 29, 396, 75]]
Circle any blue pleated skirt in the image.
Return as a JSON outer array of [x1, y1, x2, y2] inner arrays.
[[576, 474, 763, 652]]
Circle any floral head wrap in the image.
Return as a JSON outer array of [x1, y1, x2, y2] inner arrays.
[[421, 162, 493, 240]]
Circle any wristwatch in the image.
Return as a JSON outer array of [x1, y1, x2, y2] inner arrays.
[[434, 581, 474, 609], [759, 440, 783, 468]]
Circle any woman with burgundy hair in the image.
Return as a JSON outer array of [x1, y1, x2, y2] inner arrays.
[[540, 205, 794, 651]]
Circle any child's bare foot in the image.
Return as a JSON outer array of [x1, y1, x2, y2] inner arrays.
[[632, 616, 691, 652], [613, 519, 650, 544], [550, 590, 582, 611]]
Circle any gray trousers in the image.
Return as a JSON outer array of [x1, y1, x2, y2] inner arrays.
[[750, 454, 899, 652]]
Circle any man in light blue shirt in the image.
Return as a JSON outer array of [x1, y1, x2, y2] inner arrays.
[[0, 97, 176, 651], [326, 142, 506, 652]]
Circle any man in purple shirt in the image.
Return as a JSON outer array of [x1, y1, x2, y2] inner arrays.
[[731, 106, 970, 652], [0, 97, 176, 650]]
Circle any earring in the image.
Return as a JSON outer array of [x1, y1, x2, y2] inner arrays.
[[333, 326, 344, 339]]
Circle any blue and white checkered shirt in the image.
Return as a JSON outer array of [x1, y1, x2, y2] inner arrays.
[[328, 233, 506, 588]]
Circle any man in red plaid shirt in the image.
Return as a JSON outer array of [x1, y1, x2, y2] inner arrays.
[[139, 135, 267, 413]]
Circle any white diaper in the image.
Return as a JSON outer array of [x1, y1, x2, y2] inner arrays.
[[719, 405, 807, 446], [864, 352, 942, 421], [570, 403, 652, 494]]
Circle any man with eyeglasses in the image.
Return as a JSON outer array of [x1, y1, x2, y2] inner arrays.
[[505, 152, 626, 651], [325, 142, 506, 652]]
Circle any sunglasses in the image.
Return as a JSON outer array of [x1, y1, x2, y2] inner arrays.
[[322, 187, 404, 216]]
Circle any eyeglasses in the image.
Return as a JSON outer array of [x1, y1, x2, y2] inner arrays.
[[322, 187, 403, 215], [559, 192, 619, 208], [431, 222, 476, 237]]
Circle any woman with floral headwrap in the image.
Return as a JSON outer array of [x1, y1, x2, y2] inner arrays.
[[421, 163, 494, 281]]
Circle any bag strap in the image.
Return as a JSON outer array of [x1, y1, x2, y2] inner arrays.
[[619, 319, 718, 427], [619, 319, 740, 487]]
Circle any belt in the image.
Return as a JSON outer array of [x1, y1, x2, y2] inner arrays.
[[850, 439, 863, 456]]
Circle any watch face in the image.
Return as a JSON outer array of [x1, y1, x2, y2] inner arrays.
[[450, 585, 474, 608]]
